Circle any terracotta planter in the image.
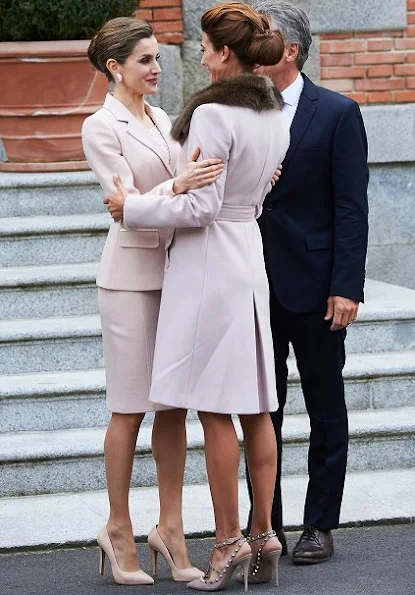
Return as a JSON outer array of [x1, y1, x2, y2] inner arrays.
[[0, 40, 107, 172]]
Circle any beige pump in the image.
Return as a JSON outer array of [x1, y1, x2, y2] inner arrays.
[[148, 525, 203, 582], [97, 527, 154, 586]]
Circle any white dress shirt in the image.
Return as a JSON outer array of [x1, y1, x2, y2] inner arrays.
[[281, 72, 304, 127]]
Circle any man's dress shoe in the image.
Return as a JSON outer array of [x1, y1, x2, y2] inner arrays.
[[292, 526, 333, 564]]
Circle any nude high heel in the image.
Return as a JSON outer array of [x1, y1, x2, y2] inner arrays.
[[187, 535, 252, 592], [237, 529, 282, 586], [97, 527, 154, 585], [148, 525, 203, 582]]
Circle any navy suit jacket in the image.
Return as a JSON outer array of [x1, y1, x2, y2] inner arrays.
[[259, 75, 369, 313]]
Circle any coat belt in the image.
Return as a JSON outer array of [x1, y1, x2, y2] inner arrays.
[[216, 205, 257, 222]]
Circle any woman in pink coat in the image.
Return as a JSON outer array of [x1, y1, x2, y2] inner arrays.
[[106, 3, 290, 591], [82, 16, 223, 586]]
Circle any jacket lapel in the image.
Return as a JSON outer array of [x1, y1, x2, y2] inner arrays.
[[281, 75, 319, 171], [103, 94, 174, 177]]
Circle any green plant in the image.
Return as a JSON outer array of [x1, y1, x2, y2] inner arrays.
[[0, 0, 138, 41]]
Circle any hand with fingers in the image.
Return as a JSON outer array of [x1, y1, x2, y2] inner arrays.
[[172, 147, 224, 194], [103, 174, 127, 221], [324, 296, 359, 331], [270, 164, 282, 187]]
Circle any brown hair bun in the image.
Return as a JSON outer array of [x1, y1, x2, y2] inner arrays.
[[246, 30, 285, 66], [201, 2, 284, 67]]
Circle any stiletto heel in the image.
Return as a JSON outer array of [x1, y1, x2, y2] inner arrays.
[[147, 526, 203, 582], [97, 527, 154, 585], [187, 535, 252, 592], [264, 549, 281, 586], [99, 547, 105, 575], [150, 546, 158, 577], [236, 529, 282, 586], [239, 555, 251, 593]]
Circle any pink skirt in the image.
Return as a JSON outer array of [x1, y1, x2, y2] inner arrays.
[[98, 288, 169, 413]]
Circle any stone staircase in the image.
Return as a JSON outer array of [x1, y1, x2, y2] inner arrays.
[[0, 171, 415, 547]]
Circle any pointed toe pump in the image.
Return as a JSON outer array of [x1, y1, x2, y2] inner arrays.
[[148, 525, 203, 582], [97, 528, 154, 586]]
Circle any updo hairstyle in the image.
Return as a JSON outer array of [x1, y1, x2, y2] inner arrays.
[[88, 17, 153, 81], [201, 2, 284, 67]]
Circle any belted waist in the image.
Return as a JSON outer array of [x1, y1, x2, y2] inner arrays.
[[216, 205, 257, 222]]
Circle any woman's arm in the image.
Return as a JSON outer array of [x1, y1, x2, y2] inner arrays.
[[82, 115, 223, 203], [81, 116, 174, 198], [122, 104, 231, 229]]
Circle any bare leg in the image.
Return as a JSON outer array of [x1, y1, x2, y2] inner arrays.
[[239, 413, 278, 556], [198, 412, 242, 570], [105, 412, 144, 572], [152, 408, 192, 568]]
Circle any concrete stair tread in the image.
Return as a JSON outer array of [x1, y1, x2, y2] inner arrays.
[[288, 349, 415, 379], [2, 350, 414, 400], [0, 262, 98, 288], [359, 280, 415, 320], [0, 170, 98, 189], [1, 467, 414, 550], [1, 406, 414, 463], [0, 314, 101, 342], [0, 213, 110, 236], [0, 368, 105, 398]]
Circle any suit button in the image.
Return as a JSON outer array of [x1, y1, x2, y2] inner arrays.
[[266, 204, 273, 211]]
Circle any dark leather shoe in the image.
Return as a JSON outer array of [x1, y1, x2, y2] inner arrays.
[[292, 526, 333, 564], [276, 529, 288, 556]]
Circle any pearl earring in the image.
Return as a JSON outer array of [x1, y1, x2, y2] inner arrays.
[[114, 73, 123, 84]]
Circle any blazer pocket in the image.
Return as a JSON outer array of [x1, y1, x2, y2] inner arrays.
[[119, 229, 160, 249], [305, 232, 333, 251]]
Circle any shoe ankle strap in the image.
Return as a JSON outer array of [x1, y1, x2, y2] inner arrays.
[[214, 535, 244, 549], [248, 529, 276, 543]]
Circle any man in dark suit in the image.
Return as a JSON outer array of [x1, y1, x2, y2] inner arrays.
[[249, 1, 370, 564]]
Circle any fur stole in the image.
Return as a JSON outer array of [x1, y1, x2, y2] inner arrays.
[[171, 73, 283, 145]]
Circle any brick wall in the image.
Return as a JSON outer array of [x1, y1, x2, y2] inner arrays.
[[135, 0, 184, 44], [321, 0, 415, 104]]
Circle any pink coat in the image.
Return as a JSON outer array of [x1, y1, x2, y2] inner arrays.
[[81, 93, 179, 291], [123, 102, 290, 414]]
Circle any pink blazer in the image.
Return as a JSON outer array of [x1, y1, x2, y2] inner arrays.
[[81, 93, 179, 291]]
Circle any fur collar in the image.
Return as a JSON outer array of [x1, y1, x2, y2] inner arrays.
[[171, 74, 283, 145]]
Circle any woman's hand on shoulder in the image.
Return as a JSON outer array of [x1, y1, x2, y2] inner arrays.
[[173, 147, 224, 195]]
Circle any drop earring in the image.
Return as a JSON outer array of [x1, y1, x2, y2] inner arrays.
[[114, 73, 123, 84]]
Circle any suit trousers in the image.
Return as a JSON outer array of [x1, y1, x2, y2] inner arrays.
[[246, 290, 348, 532]]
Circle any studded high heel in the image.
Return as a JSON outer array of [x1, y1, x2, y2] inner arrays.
[[187, 535, 252, 592], [237, 529, 282, 586]]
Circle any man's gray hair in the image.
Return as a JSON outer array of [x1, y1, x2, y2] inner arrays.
[[252, 1, 312, 71]]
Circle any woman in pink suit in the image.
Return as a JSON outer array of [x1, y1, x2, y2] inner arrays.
[[82, 17, 223, 586], [106, 3, 290, 591]]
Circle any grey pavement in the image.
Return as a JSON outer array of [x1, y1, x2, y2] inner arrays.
[[0, 525, 414, 595]]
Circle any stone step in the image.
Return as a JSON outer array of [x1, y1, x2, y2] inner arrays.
[[0, 407, 413, 498], [1, 351, 414, 433], [0, 263, 99, 320], [1, 467, 414, 550], [0, 214, 109, 267], [1, 280, 413, 375], [346, 280, 415, 354], [0, 171, 105, 218], [0, 315, 102, 375]]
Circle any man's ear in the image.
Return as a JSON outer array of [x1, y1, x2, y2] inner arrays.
[[221, 45, 231, 62], [285, 43, 299, 63]]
